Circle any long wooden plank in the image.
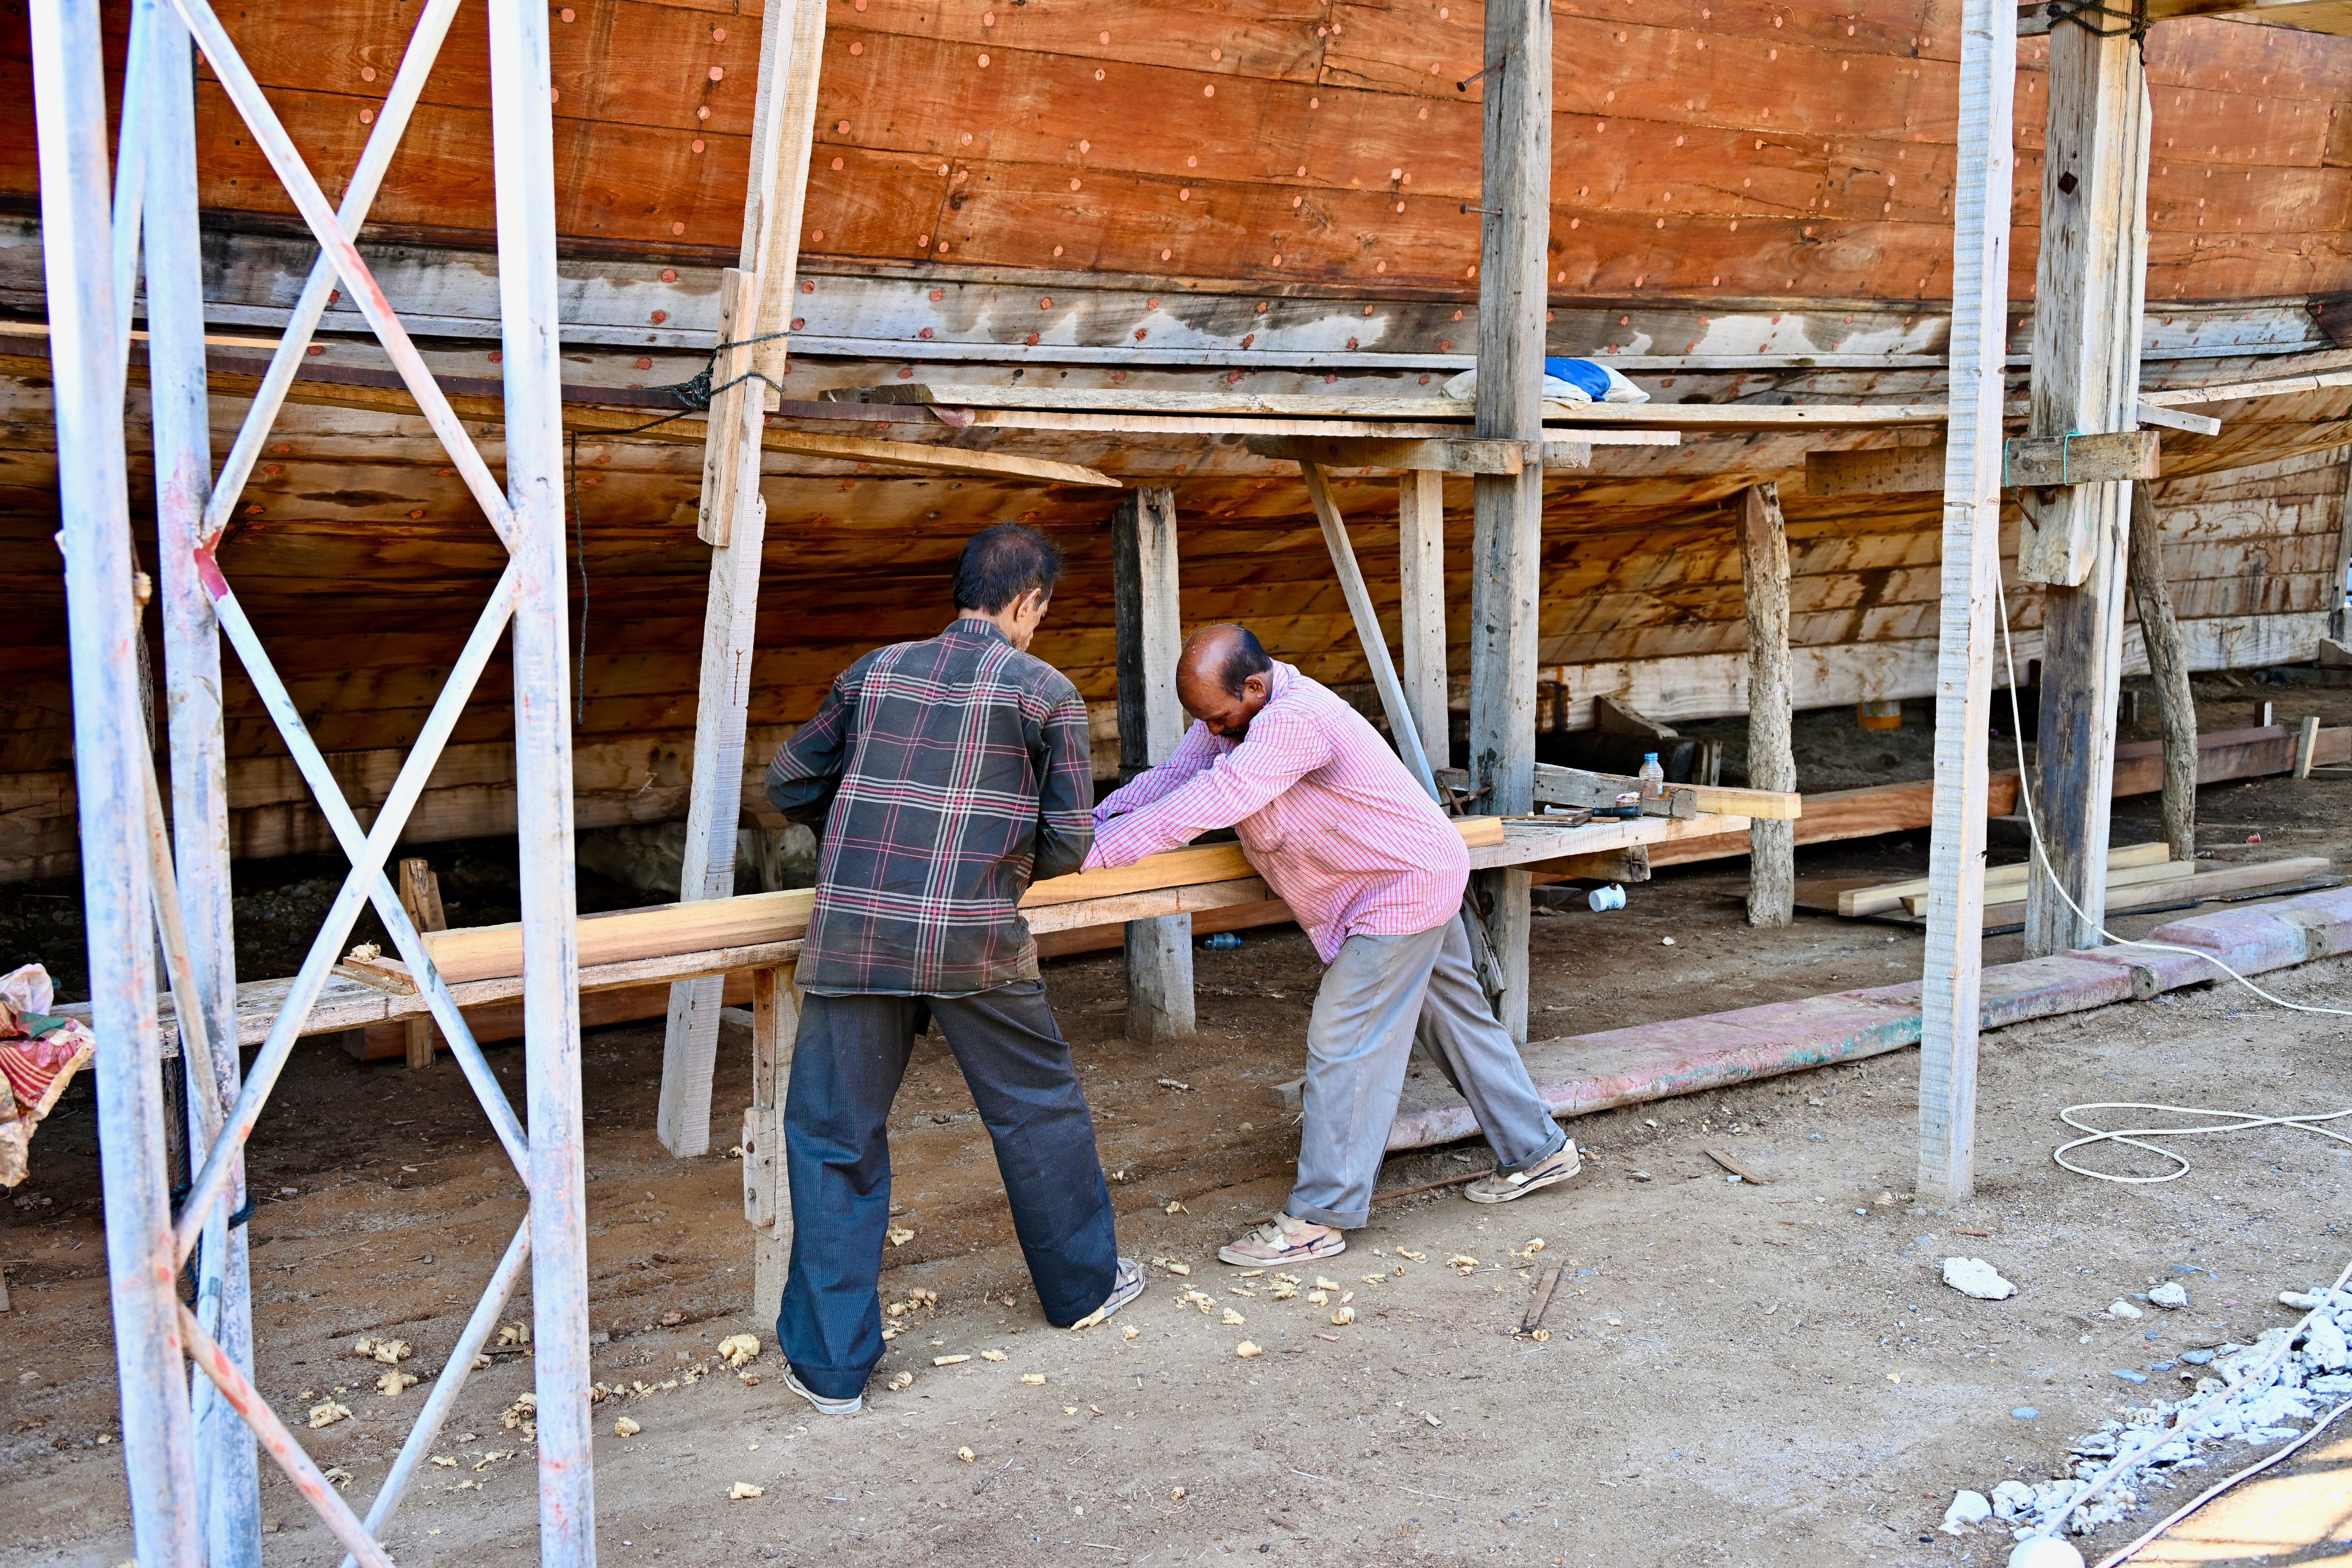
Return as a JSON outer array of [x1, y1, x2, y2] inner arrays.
[[421, 816, 1510, 984], [842, 383, 1949, 428], [1973, 856, 2332, 920], [1840, 840, 2172, 916], [1902, 858, 2193, 915], [954, 409, 1676, 444]]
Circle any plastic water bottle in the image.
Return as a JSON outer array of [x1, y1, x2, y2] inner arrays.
[[1637, 751, 1665, 800], [1201, 932, 1242, 951]]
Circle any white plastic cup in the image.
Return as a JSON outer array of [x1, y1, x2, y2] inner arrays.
[[2008, 1540, 2086, 1568], [1587, 884, 1627, 913]]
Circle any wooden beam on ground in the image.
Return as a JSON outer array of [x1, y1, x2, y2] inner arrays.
[[1918, 0, 2019, 1207], [1398, 471, 1451, 769], [2128, 487, 2200, 860], [1739, 483, 1797, 927], [662, 0, 824, 1161], [1111, 485, 1195, 1045], [2020, 10, 2151, 958]]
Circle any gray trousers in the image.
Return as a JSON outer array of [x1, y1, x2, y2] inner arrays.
[[1288, 914, 1568, 1229]]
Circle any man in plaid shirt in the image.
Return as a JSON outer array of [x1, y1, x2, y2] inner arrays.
[[761, 524, 1141, 1416]]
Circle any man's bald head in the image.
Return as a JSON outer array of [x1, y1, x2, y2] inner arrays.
[[1175, 623, 1274, 739]]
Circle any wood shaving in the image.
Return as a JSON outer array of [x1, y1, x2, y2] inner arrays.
[[1226, 1285, 1258, 1297], [1221, 1308, 1246, 1325], [307, 1401, 352, 1430], [887, 1371, 914, 1392], [1234, 1341, 1262, 1359], [1164, 1200, 1186, 1214], [371, 1339, 412, 1365], [886, 1226, 915, 1247], [375, 1370, 419, 1396], [1271, 1283, 1298, 1300], [980, 1349, 1008, 1362], [1021, 1373, 1046, 1385], [1397, 1249, 1426, 1262], [956, 1446, 976, 1462], [1306, 1290, 1328, 1306], [430, 1455, 457, 1468], [1120, 1325, 1139, 1340], [933, 1354, 971, 1366], [716, 1334, 760, 1368], [322, 1465, 355, 1486], [1156, 1079, 1190, 1091], [728, 1482, 765, 1500], [660, 1310, 687, 1325], [614, 1416, 641, 1436], [496, 1323, 530, 1347], [1314, 1276, 1340, 1290], [1330, 1306, 1355, 1326]]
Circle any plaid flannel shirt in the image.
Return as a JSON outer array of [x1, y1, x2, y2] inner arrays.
[[765, 619, 1095, 996]]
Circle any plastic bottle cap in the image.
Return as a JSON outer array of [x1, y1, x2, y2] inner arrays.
[[1643, 752, 1658, 762]]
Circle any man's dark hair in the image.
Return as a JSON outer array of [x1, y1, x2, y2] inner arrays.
[[1208, 624, 1273, 697], [952, 523, 1064, 614]]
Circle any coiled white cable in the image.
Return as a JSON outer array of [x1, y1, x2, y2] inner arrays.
[[1988, 571, 2352, 1186]]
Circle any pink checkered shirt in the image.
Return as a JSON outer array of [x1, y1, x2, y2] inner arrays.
[[1085, 661, 1466, 961]]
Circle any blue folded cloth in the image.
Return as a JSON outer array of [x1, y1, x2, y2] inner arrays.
[[1444, 357, 1648, 406]]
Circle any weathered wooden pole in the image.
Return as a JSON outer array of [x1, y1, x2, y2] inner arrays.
[[2127, 486, 2197, 861], [1465, 0, 1550, 1045], [658, 0, 825, 1156], [1111, 485, 1195, 1043], [1917, 0, 2017, 1207], [2020, 13, 2151, 955], [1738, 483, 1795, 927], [1399, 469, 1451, 768]]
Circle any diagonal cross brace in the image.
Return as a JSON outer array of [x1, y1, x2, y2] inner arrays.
[[160, 0, 517, 544], [204, 0, 468, 541], [172, 560, 531, 1263]]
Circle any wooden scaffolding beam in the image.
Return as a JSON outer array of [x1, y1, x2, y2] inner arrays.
[[1111, 485, 1195, 1044], [2019, 13, 2151, 957], [657, 0, 824, 1159], [1917, 0, 2018, 1206], [1738, 483, 1795, 927], [1465, 0, 1551, 1046], [1399, 470, 1450, 768]]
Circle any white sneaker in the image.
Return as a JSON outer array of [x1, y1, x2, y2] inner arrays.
[[1217, 1213, 1347, 1267], [782, 1365, 861, 1416], [1464, 1141, 1581, 1204]]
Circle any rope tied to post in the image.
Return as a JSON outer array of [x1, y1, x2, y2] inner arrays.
[[598, 327, 797, 437], [2036, 0, 2151, 39]]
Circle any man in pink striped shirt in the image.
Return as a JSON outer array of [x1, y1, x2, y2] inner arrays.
[[1085, 624, 1580, 1267]]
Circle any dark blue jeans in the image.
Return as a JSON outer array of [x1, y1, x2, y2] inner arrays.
[[775, 980, 1118, 1401]]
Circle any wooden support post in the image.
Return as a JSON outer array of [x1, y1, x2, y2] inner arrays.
[[1111, 485, 1195, 1043], [396, 858, 449, 1068], [2019, 14, 2151, 957], [658, 0, 823, 1158], [1399, 470, 1449, 768], [2330, 449, 2352, 644], [745, 964, 801, 1326], [2127, 487, 2198, 859], [1917, 0, 2017, 1207], [1465, 0, 1550, 1045], [1738, 483, 1795, 926]]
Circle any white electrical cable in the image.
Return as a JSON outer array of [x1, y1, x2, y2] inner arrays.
[[1992, 569, 2352, 1021]]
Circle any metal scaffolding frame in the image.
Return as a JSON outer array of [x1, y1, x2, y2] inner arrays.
[[29, 0, 593, 1559]]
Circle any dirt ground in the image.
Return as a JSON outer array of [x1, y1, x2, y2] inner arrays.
[[5, 686, 2351, 1567]]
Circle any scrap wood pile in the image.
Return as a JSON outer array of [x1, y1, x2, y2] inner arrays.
[[0, 962, 94, 1187], [1801, 843, 2338, 927]]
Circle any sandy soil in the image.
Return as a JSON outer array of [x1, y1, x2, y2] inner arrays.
[[5, 695, 2350, 1567]]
